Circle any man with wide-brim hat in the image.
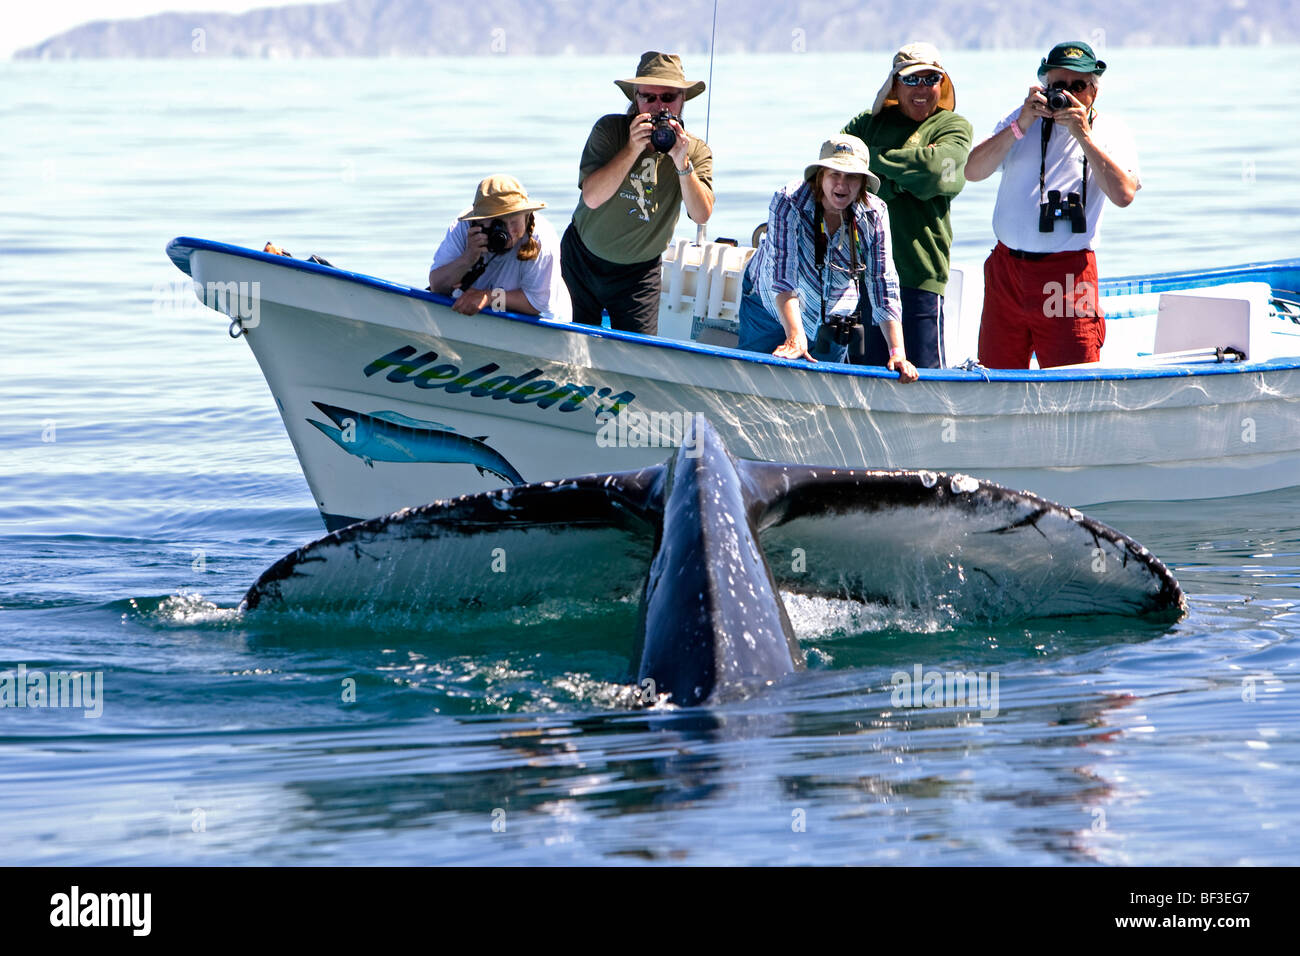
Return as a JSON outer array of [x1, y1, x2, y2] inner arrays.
[[428, 174, 572, 321], [965, 40, 1141, 369], [561, 51, 714, 335], [842, 42, 972, 370], [737, 135, 916, 382]]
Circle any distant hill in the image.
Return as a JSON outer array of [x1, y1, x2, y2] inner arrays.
[[15, 0, 1295, 59]]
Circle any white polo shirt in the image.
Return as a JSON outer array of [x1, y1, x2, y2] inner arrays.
[[990, 109, 1140, 254], [431, 212, 573, 322]]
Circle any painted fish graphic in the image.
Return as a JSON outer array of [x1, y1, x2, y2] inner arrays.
[[307, 401, 526, 485]]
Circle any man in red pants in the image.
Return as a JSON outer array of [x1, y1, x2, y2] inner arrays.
[[965, 41, 1141, 368]]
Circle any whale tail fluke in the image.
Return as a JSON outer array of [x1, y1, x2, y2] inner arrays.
[[243, 417, 1184, 706]]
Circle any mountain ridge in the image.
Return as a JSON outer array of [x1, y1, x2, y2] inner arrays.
[[15, 0, 1292, 59]]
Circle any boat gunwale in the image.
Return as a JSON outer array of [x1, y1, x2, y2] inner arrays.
[[167, 236, 1300, 383]]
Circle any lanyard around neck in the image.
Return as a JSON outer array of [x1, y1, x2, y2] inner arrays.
[[1039, 107, 1096, 205], [812, 201, 862, 326]]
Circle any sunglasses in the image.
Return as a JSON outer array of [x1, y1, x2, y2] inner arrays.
[[636, 91, 681, 104], [899, 72, 943, 87], [1048, 79, 1092, 94]]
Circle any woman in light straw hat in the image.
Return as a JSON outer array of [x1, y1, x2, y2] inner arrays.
[[429, 174, 572, 321], [561, 51, 714, 335], [738, 135, 916, 381]]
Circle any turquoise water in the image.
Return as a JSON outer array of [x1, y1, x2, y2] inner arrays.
[[1, 50, 1298, 865]]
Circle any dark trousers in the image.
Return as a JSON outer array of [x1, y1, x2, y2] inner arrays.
[[560, 224, 662, 335], [856, 287, 945, 368]]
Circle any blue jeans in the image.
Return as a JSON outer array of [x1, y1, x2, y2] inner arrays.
[[736, 273, 849, 363], [857, 287, 945, 368]]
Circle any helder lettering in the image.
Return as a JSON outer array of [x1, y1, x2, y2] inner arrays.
[[360, 344, 636, 416]]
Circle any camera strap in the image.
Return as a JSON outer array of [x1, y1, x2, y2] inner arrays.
[[1038, 108, 1096, 206], [457, 252, 496, 292], [813, 201, 862, 328]]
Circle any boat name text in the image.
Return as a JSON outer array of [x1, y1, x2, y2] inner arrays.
[[363, 346, 636, 417]]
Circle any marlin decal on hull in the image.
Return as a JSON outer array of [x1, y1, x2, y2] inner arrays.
[[245, 418, 1185, 707], [307, 401, 525, 485]]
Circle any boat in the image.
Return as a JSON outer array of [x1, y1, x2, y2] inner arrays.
[[166, 235, 1300, 531]]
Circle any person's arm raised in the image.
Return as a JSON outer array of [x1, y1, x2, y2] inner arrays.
[[966, 87, 1049, 182], [580, 113, 654, 209]]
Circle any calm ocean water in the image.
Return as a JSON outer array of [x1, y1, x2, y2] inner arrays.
[[2, 49, 1299, 865]]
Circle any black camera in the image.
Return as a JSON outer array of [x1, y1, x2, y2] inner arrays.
[[1044, 87, 1071, 111], [650, 111, 679, 153], [480, 218, 512, 254], [1039, 189, 1087, 233]]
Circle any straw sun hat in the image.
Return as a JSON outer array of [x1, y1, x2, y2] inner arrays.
[[457, 175, 547, 222]]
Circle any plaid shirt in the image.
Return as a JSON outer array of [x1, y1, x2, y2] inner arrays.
[[748, 179, 901, 341]]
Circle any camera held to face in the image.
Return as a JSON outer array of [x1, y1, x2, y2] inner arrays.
[[1043, 87, 1071, 111], [650, 111, 679, 153], [1039, 189, 1087, 233], [479, 218, 512, 254]]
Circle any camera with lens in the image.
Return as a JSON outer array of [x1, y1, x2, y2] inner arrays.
[[1038, 189, 1087, 233], [1043, 86, 1071, 111], [650, 111, 679, 153], [479, 218, 512, 254]]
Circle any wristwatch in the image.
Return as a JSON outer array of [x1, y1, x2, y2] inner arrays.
[[676, 159, 693, 176]]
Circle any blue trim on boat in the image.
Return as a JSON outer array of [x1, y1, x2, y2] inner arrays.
[[166, 236, 1300, 383]]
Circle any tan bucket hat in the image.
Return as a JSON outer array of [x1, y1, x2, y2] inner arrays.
[[804, 134, 881, 194], [615, 51, 706, 102], [871, 41, 956, 115], [457, 174, 547, 221]]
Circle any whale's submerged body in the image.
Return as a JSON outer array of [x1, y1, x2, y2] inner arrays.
[[245, 418, 1185, 706]]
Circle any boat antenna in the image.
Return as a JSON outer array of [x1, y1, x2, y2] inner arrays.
[[705, 0, 717, 143], [696, 0, 718, 245]]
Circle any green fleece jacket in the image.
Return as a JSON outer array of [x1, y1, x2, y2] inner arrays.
[[843, 106, 972, 295]]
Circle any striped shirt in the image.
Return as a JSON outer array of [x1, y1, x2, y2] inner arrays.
[[747, 179, 901, 342]]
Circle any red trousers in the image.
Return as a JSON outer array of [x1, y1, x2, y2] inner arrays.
[[977, 242, 1106, 369]]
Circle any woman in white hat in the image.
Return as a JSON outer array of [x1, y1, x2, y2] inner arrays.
[[738, 136, 916, 381], [428, 174, 572, 322]]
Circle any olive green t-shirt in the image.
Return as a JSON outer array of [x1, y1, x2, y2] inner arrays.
[[571, 112, 714, 265]]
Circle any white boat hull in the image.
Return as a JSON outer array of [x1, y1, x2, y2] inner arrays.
[[172, 239, 1300, 529]]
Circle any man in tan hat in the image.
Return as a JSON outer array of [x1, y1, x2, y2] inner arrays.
[[428, 174, 572, 321], [561, 51, 714, 335], [842, 42, 972, 369]]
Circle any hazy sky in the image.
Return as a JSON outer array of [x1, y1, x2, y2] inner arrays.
[[5, 1, 311, 59]]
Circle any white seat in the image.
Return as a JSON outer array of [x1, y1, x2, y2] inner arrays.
[[1153, 282, 1271, 360], [660, 240, 754, 345]]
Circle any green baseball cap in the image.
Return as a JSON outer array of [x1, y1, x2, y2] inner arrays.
[[1038, 41, 1107, 78]]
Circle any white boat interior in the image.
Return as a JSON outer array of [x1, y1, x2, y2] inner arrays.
[[657, 239, 1300, 367]]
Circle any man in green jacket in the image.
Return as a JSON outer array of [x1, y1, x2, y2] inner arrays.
[[844, 42, 972, 367]]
